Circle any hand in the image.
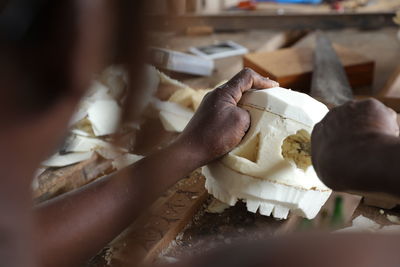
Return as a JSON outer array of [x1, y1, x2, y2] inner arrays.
[[311, 98, 399, 190], [176, 68, 279, 166]]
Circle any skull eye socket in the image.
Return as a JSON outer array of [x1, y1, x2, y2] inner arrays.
[[233, 132, 261, 163], [281, 129, 312, 171]]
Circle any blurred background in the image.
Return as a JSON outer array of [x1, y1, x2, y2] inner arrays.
[[13, 1, 398, 266]]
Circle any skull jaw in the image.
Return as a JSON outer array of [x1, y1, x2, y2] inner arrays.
[[203, 162, 332, 220]]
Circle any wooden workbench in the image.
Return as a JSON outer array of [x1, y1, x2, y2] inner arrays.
[[79, 28, 400, 266]]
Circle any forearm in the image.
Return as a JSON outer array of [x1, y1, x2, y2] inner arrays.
[[0, 171, 35, 267], [34, 140, 203, 267]]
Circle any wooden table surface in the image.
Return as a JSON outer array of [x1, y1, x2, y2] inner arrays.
[[81, 28, 400, 266]]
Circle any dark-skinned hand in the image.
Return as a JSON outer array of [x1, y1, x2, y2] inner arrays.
[[311, 98, 399, 191], [176, 68, 279, 166]]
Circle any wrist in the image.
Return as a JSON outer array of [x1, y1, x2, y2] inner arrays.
[[171, 135, 209, 170], [129, 138, 206, 200]]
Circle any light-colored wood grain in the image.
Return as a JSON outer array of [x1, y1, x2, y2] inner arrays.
[[34, 153, 113, 203], [243, 44, 374, 92], [102, 171, 208, 266]]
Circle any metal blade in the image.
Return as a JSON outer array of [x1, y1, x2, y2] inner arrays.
[[311, 32, 353, 106]]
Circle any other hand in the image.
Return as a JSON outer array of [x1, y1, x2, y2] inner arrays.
[[311, 98, 399, 190]]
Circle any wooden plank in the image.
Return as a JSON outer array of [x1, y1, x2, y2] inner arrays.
[[97, 171, 208, 266], [34, 153, 113, 203], [147, 12, 397, 32], [281, 29, 399, 94], [243, 44, 374, 92]]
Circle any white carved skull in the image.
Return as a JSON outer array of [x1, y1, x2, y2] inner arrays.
[[203, 87, 332, 219]]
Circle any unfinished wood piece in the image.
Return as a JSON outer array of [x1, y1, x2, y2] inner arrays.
[[379, 65, 400, 97], [101, 171, 208, 266], [34, 153, 113, 203], [243, 44, 374, 92]]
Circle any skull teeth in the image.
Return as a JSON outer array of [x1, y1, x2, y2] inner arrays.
[[203, 163, 331, 220]]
